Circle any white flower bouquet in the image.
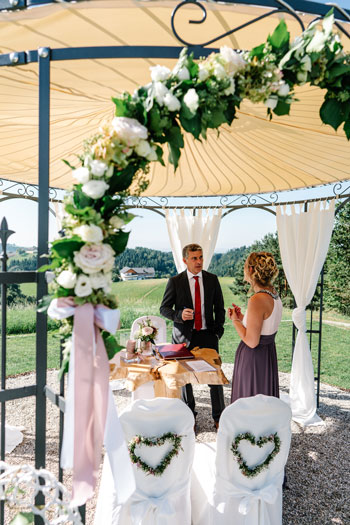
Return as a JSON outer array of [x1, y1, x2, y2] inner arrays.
[[134, 318, 158, 344]]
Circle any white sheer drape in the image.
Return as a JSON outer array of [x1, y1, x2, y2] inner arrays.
[[165, 208, 223, 273], [276, 200, 335, 426]]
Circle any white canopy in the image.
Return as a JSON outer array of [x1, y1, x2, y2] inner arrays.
[[0, 0, 349, 196]]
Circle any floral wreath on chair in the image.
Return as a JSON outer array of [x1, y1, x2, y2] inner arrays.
[[231, 431, 281, 478], [128, 432, 183, 476], [43, 10, 350, 375]]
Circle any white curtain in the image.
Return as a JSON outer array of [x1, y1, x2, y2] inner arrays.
[[276, 200, 335, 426], [165, 208, 223, 273]]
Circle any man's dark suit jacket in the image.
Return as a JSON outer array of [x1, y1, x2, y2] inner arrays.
[[160, 270, 225, 346]]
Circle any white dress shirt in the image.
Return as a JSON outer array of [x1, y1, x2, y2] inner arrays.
[[186, 270, 207, 330]]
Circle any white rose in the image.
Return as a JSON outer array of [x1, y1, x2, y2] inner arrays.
[[176, 66, 190, 81], [300, 55, 312, 72], [214, 63, 227, 80], [198, 64, 210, 81], [163, 92, 181, 112], [146, 147, 158, 162], [154, 82, 169, 106], [103, 283, 112, 294], [90, 272, 109, 290], [224, 78, 235, 96], [150, 65, 171, 82], [134, 139, 152, 158], [277, 83, 290, 97], [306, 30, 327, 53], [265, 96, 278, 110], [56, 269, 77, 289], [297, 70, 308, 83], [220, 47, 247, 73], [109, 216, 125, 229], [74, 274, 92, 297], [142, 326, 154, 336], [74, 224, 103, 243], [90, 159, 108, 177], [183, 88, 199, 114], [74, 243, 115, 274], [112, 116, 148, 146], [82, 180, 109, 199], [73, 167, 90, 184], [322, 12, 334, 38], [105, 164, 114, 178]]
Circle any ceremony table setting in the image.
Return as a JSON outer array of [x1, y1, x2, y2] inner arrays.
[[110, 346, 229, 399]]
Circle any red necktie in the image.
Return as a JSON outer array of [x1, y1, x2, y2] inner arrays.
[[193, 276, 202, 331]]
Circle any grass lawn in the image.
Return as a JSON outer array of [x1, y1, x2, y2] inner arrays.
[[10, 277, 348, 389], [6, 333, 60, 377]]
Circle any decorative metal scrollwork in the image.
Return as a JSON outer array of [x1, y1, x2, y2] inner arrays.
[[171, 0, 305, 48], [220, 192, 279, 207], [125, 196, 169, 208]]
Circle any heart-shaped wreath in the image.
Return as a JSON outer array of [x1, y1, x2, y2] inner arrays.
[[231, 431, 281, 478], [128, 432, 183, 476]]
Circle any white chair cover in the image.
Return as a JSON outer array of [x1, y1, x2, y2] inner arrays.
[[191, 395, 292, 525], [130, 316, 167, 344], [95, 397, 195, 525]]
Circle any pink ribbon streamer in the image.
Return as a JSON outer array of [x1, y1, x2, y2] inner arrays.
[[58, 299, 109, 506]]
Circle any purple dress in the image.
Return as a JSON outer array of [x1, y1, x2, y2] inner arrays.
[[231, 292, 282, 403]]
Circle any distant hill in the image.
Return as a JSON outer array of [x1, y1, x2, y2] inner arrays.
[[113, 246, 247, 278]]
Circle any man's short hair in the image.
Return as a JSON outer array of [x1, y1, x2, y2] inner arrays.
[[182, 243, 203, 259]]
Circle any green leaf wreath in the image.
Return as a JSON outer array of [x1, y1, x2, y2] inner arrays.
[[128, 432, 183, 476], [231, 431, 281, 478], [44, 10, 350, 375]]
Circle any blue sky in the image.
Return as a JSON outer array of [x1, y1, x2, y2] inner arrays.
[[0, 184, 343, 253]]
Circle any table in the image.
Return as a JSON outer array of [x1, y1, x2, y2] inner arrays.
[[109, 346, 229, 399]]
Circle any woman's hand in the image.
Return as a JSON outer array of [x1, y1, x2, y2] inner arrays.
[[227, 303, 243, 322]]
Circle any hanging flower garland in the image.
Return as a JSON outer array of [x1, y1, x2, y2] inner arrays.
[[231, 432, 281, 478], [128, 432, 183, 476], [44, 9, 350, 375]]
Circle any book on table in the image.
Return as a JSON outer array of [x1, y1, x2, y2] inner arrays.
[[155, 343, 194, 360]]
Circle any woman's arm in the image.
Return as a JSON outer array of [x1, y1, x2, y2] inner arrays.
[[228, 294, 269, 348]]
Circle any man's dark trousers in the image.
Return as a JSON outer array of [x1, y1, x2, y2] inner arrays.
[[180, 328, 225, 422]]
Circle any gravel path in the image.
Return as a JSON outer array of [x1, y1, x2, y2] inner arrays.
[[3, 366, 349, 525]]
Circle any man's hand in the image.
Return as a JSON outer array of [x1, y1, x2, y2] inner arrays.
[[182, 308, 194, 321]]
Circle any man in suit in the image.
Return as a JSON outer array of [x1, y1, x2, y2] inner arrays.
[[160, 243, 225, 428]]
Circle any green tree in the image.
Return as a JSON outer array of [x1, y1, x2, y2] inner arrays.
[[1, 284, 34, 306], [324, 200, 350, 316]]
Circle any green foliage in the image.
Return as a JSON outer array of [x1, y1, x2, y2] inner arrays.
[[323, 200, 350, 316], [51, 237, 84, 260], [10, 513, 34, 525], [102, 331, 123, 360], [2, 284, 35, 307], [267, 19, 290, 57]]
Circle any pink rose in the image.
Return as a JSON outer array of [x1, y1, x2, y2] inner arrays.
[[74, 243, 115, 274], [142, 326, 154, 336]]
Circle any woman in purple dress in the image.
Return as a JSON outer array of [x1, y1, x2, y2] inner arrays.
[[228, 252, 282, 403]]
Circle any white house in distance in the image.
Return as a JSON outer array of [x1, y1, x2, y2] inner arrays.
[[120, 267, 155, 281]]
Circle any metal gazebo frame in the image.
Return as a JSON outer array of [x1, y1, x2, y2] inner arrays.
[[0, 0, 350, 522]]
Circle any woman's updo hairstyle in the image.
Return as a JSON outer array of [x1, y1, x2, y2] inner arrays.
[[246, 252, 279, 287]]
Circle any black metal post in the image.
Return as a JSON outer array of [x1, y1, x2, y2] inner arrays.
[[316, 267, 325, 408], [35, 47, 50, 523], [0, 217, 14, 525]]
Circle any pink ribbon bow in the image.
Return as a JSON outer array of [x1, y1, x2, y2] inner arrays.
[[57, 299, 110, 506]]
